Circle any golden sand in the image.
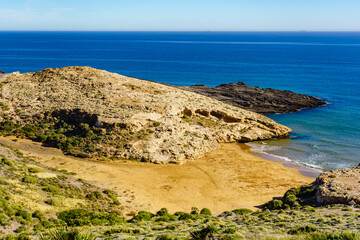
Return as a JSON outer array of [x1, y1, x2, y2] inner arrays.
[[0, 137, 314, 214]]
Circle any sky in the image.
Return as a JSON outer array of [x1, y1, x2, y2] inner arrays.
[[0, 0, 359, 31]]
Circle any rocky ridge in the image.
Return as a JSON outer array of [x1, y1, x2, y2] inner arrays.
[[171, 82, 326, 114], [0, 66, 291, 163], [315, 165, 360, 205]]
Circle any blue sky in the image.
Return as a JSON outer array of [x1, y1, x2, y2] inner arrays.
[[0, 0, 359, 31]]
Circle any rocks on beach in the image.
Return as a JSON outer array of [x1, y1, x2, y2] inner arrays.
[[315, 165, 360, 205], [172, 81, 327, 114]]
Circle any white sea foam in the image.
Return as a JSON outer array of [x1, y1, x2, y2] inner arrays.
[[245, 142, 323, 170]]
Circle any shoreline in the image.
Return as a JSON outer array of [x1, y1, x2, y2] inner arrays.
[[0, 136, 314, 214], [244, 144, 323, 178]]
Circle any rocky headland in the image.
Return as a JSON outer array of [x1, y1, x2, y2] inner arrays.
[[315, 165, 360, 205], [171, 82, 327, 114], [0, 66, 291, 163]]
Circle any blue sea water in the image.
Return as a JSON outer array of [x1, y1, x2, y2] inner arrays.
[[0, 31, 359, 170]]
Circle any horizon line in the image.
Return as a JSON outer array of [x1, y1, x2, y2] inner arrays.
[[0, 30, 360, 32]]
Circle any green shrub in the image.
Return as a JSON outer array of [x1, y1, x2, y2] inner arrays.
[[174, 211, 196, 220], [131, 211, 155, 222], [284, 194, 297, 207], [28, 167, 42, 173], [57, 209, 124, 226], [0, 212, 9, 226], [156, 208, 169, 216], [156, 234, 173, 240], [155, 214, 176, 222], [288, 225, 318, 235], [32, 210, 45, 220], [45, 198, 61, 206], [200, 208, 212, 216], [42, 185, 61, 194], [86, 191, 103, 201], [39, 227, 96, 240], [191, 207, 199, 214], [231, 208, 253, 215], [22, 176, 37, 184], [306, 231, 360, 240], [1, 235, 30, 240], [0, 156, 12, 167], [298, 186, 317, 198], [266, 199, 283, 210], [190, 224, 218, 240], [15, 210, 32, 221], [14, 225, 26, 233], [153, 122, 161, 127]]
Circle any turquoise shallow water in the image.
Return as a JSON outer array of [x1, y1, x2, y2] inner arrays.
[[0, 31, 359, 170]]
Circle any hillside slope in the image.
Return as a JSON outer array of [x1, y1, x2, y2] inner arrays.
[[0, 67, 290, 163]]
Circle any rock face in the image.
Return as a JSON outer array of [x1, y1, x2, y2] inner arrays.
[[171, 82, 326, 114], [0, 69, 4, 74], [315, 165, 360, 204], [0, 67, 291, 163]]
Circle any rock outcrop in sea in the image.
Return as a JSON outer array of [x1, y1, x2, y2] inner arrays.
[[172, 82, 326, 114], [315, 165, 360, 204], [0, 67, 291, 163]]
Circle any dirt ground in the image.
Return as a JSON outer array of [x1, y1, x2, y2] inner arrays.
[[0, 136, 314, 215]]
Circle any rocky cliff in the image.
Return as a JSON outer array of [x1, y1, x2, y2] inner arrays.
[[171, 82, 326, 114], [315, 165, 360, 205], [0, 67, 291, 163]]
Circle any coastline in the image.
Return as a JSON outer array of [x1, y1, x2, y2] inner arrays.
[[0, 136, 314, 214], [244, 144, 323, 178]]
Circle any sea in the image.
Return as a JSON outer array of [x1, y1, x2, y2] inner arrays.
[[0, 31, 359, 171]]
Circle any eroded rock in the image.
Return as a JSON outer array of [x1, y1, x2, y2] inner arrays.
[[315, 165, 360, 204], [0, 66, 292, 163]]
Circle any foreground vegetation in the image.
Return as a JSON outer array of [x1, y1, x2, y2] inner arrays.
[[0, 111, 160, 160], [0, 144, 359, 239]]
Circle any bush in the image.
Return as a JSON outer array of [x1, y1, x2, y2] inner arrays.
[[231, 208, 253, 215], [190, 224, 218, 240], [22, 176, 37, 184], [45, 198, 61, 206], [174, 211, 196, 220], [191, 207, 199, 214], [28, 167, 42, 173], [131, 211, 155, 222], [15, 210, 32, 221], [57, 209, 124, 226], [85, 191, 103, 201], [200, 208, 212, 216], [42, 185, 61, 194], [1, 156, 12, 167], [306, 231, 360, 240], [284, 194, 297, 207], [288, 225, 318, 235], [266, 199, 283, 210], [39, 227, 96, 240], [156, 208, 169, 216], [156, 234, 173, 240]]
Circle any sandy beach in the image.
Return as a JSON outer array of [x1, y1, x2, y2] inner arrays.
[[0, 136, 315, 215]]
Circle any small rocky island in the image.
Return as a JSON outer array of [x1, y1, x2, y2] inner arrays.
[[173, 82, 326, 114]]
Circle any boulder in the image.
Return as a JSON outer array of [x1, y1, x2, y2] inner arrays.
[[315, 165, 360, 205]]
